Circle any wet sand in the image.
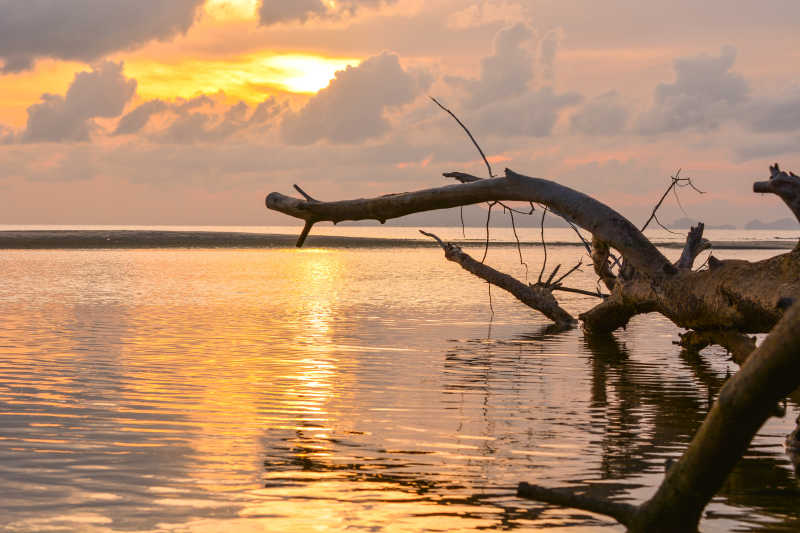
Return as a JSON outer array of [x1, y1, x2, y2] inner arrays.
[[0, 230, 795, 249]]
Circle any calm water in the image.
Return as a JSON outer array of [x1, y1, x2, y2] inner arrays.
[[0, 239, 798, 532]]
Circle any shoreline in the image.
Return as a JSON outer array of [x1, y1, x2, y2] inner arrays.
[[0, 230, 795, 250]]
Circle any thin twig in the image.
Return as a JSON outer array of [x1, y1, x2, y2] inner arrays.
[[431, 97, 494, 177], [537, 206, 549, 283], [508, 208, 529, 282], [551, 286, 608, 299], [640, 169, 704, 233], [544, 264, 562, 287], [487, 283, 495, 339], [552, 260, 583, 287], [460, 206, 466, 238], [481, 202, 495, 263], [419, 229, 447, 249]]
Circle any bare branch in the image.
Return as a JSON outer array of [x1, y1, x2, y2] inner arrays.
[[266, 170, 676, 276], [293, 184, 319, 203], [418, 230, 575, 327], [552, 260, 583, 287], [551, 285, 607, 299], [676, 329, 757, 365], [296, 220, 315, 248], [431, 97, 494, 177], [517, 482, 636, 526], [443, 171, 483, 183]]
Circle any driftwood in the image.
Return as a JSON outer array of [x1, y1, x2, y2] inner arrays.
[[266, 159, 800, 531], [267, 166, 800, 336]]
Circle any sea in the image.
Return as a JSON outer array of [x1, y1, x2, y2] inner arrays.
[[0, 225, 798, 532]]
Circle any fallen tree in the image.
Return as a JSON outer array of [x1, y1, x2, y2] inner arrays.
[[267, 164, 799, 336], [265, 134, 799, 530]]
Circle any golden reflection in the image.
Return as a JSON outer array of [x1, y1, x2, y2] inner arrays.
[[112, 250, 348, 492]]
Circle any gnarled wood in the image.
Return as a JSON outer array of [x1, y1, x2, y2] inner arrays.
[[582, 249, 800, 333]]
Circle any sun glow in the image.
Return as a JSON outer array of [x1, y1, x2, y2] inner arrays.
[[204, 0, 259, 21], [124, 53, 360, 103]]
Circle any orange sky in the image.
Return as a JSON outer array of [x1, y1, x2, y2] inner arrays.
[[0, 0, 798, 226]]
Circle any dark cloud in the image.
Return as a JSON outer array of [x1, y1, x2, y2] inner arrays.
[[280, 52, 429, 144], [0, 0, 204, 73], [22, 61, 136, 142], [637, 46, 749, 134], [258, 0, 391, 26], [570, 91, 629, 135]]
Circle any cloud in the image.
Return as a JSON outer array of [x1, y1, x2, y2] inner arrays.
[[149, 96, 285, 144], [453, 23, 537, 109], [22, 61, 136, 142], [445, 1, 528, 30], [570, 91, 629, 135], [538, 27, 563, 82], [280, 52, 429, 144], [734, 135, 800, 161], [472, 87, 581, 137], [113, 100, 168, 135], [636, 46, 749, 134], [745, 87, 800, 133], [258, 0, 390, 26], [0, 124, 14, 144], [0, 1, 204, 73]]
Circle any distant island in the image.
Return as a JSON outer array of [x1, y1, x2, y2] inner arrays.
[[671, 217, 800, 230], [670, 217, 736, 230], [744, 218, 800, 230]]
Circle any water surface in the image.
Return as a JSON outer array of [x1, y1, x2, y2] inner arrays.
[[0, 243, 797, 532]]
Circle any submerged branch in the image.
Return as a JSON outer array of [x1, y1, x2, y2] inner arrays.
[[517, 482, 636, 526]]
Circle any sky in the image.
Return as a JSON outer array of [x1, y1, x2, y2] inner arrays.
[[0, 0, 799, 227]]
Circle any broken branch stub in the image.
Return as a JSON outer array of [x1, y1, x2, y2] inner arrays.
[[675, 223, 711, 270], [753, 163, 800, 225]]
